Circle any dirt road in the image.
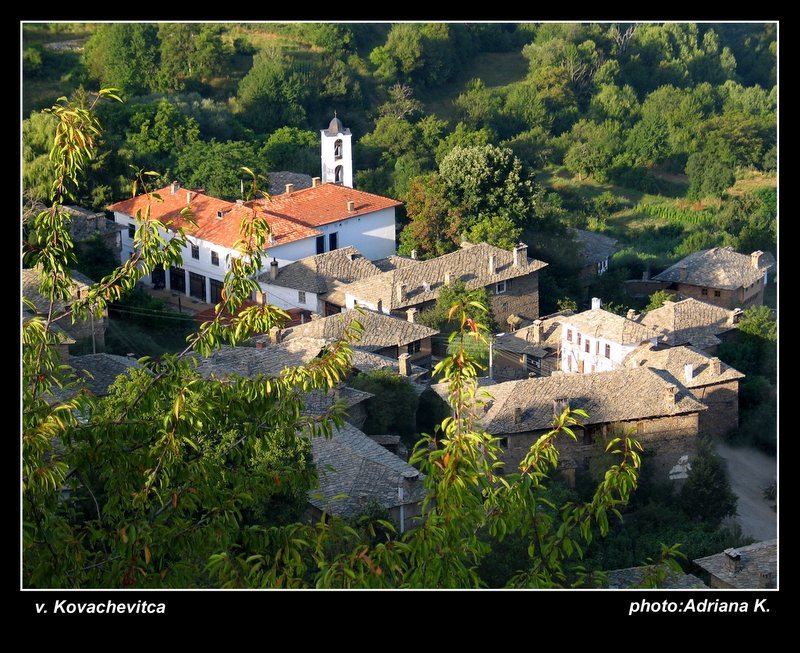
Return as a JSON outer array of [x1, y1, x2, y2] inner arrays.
[[713, 441, 777, 541]]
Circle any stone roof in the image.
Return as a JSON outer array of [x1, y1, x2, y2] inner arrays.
[[349, 349, 427, 380], [431, 367, 706, 435], [341, 243, 548, 311], [623, 343, 744, 388], [68, 353, 142, 396], [652, 247, 766, 290], [693, 539, 777, 589], [282, 308, 438, 350], [562, 308, 659, 345], [308, 422, 425, 518], [573, 229, 618, 265], [22, 266, 95, 316], [267, 171, 313, 197], [257, 246, 382, 293], [302, 386, 374, 416], [494, 310, 573, 356], [373, 255, 419, 272], [26, 202, 126, 241], [190, 338, 326, 379], [638, 298, 736, 349], [251, 182, 401, 229], [109, 184, 321, 250], [604, 566, 708, 589]]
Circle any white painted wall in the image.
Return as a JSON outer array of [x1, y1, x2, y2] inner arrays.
[[313, 207, 396, 262], [321, 130, 353, 187], [559, 319, 657, 374], [258, 282, 319, 313]]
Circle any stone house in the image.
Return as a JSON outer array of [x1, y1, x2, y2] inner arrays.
[[339, 242, 548, 330], [559, 298, 660, 374], [636, 297, 739, 354], [492, 310, 573, 381], [22, 266, 107, 354], [55, 353, 142, 399], [649, 247, 769, 310], [693, 540, 777, 589], [624, 343, 745, 438], [280, 308, 439, 371], [256, 245, 384, 316], [573, 228, 618, 297], [432, 366, 706, 484], [604, 566, 707, 589], [306, 422, 425, 532]]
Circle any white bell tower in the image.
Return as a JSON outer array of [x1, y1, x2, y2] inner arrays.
[[321, 112, 353, 187]]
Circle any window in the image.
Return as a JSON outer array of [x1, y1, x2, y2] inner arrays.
[[585, 339, 591, 353], [526, 354, 542, 371], [701, 288, 708, 296], [298, 291, 306, 304], [495, 281, 507, 294], [210, 279, 224, 304], [189, 272, 206, 301], [335, 165, 344, 184], [334, 139, 343, 159], [577, 333, 582, 346], [595, 340, 600, 355], [211, 251, 219, 266], [316, 235, 325, 254], [498, 437, 508, 450], [566, 329, 573, 343], [407, 341, 421, 355], [191, 244, 200, 260], [169, 266, 186, 293], [329, 232, 338, 251], [714, 290, 721, 297], [604, 343, 611, 358], [127, 223, 135, 238]]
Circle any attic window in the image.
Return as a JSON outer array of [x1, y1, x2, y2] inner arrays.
[[714, 290, 721, 297], [298, 291, 306, 304], [216, 210, 224, 219], [496, 281, 507, 294], [191, 244, 200, 260], [701, 288, 708, 296], [211, 251, 219, 266]]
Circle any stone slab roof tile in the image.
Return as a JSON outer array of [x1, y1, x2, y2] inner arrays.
[[639, 298, 736, 348], [693, 539, 777, 589], [623, 343, 744, 387], [563, 308, 659, 345], [652, 247, 766, 289]]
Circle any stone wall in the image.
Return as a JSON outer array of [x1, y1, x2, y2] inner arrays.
[[691, 380, 740, 438], [673, 282, 764, 310], [490, 270, 540, 326], [493, 348, 557, 381]]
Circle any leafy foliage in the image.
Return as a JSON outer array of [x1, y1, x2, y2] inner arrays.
[[347, 369, 419, 441]]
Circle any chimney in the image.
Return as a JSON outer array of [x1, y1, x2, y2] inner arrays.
[[268, 233, 277, 245], [395, 283, 406, 303], [532, 319, 544, 344], [710, 357, 722, 375], [376, 299, 383, 313], [285, 183, 294, 194], [269, 326, 282, 344], [626, 309, 638, 321], [684, 363, 694, 383], [406, 308, 418, 323], [591, 297, 602, 310], [642, 270, 650, 281], [513, 243, 528, 268], [398, 353, 411, 376], [269, 258, 278, 282], [665, 384, 678, 405], [444, 271, 452, 286], [730, 308, 743, 326], [170, 180, 181, 194], [255, 340, 266, 350], [422, 281, 431, 292], [347, 200, 355, 213], [758, 571, 774, 588], [186, 191, 194, 203], [514, 407, 523, 424], [310, 313, 321, 321], [235, 199, 244, 206], [347, 251, 357, 261], [724, 548, 742, 574], [553, 397, 570, 417], [411, 249, 418, 260], [678, 265, 688, 282], [312, 177, 321, 188], [751, 250, 765, 270], [488, 253, 497, 276]]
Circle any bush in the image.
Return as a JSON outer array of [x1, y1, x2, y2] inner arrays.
[[347, 369, 419, 442], [679, 440, 738, 527]]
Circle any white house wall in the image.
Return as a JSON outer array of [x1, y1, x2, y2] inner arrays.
[[258, 282, 320, 313], [312, 207, 396, 261], [559, 320, 657, 374]]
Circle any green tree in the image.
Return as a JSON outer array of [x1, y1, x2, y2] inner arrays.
[[125, 100, 200, 172], [260, 127, 319, 176], [680, 441, 738, 527], [157, 24, 227, 91], [686, 146, 735, 199], [348, 369, 419, 441], [418, 280, 496, 334], [644, 290, 677, 312], [237, 51, 307, 133], [22, 111, 58, 203], [74, 233, 120, 283], [562, 119, 623, 181], [175, 140, 263, 201], [398, 174, 460, 258], [84, 23, 160, 96]]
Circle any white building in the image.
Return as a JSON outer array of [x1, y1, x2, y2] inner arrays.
[[109, 180, 399, 305], [560, 298, 659, 374], [320, 113, 353, 187]]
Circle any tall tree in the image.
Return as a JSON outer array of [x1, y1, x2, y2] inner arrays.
[[83, 23, 160, 96]]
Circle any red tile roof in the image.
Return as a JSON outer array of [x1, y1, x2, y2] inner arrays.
[[109, 182, 400, 250], [252, 182, 402, 228], [108, 186, 321, 250]]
